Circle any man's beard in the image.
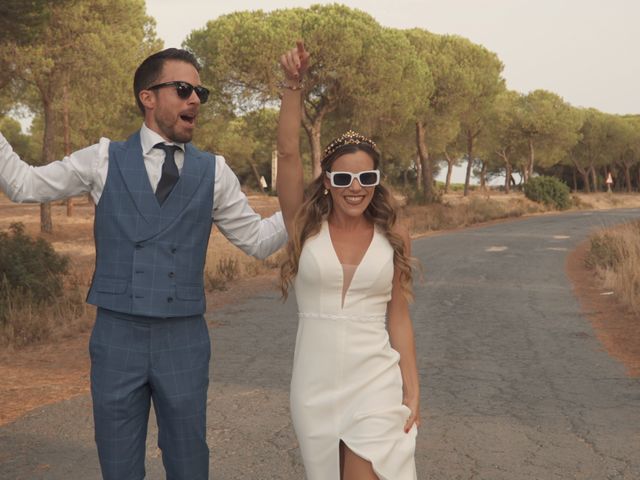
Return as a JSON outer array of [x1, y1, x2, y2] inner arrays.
[[156, 113, 193, 143]]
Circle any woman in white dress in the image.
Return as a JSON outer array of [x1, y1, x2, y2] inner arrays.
[[277, 43, 420, 480]]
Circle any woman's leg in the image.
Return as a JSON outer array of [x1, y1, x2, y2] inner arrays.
[[342, 443, 379, 480]]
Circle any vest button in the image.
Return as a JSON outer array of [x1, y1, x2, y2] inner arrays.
[[168, 272, 175, 278], [171, 247, 177, 254], [167, 297, 173, 303]]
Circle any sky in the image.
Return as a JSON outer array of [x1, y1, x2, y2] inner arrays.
[[146, 0, 640, 116], [146, 0, 640, 184]]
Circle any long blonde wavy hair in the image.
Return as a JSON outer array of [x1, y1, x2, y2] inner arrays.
[[280, 142, 415, 302]]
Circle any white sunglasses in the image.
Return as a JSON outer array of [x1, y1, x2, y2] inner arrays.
[[325, 170, 380, 188]]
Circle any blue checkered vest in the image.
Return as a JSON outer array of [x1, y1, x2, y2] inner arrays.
[[86, 131, 216, 317]]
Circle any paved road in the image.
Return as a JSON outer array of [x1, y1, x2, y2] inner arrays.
[[1, 209, 639, 479]]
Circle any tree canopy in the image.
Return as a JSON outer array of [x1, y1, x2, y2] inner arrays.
[[1, 2, 639, 208], [0, 0, 160, 231]]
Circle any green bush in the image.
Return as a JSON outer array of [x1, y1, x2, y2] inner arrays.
[[523, 176, 571, 210], [402, 185, 443, 205], [447, 183, 466, 192], [0, 223, 69, 320]]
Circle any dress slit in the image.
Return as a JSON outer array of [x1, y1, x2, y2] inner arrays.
[[339, 438, 388, 480]]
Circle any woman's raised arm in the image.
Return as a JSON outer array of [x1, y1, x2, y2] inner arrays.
[[276, 41, 309, 237]]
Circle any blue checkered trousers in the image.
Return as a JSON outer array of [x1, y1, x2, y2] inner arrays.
[[86, 131, 216, 480]]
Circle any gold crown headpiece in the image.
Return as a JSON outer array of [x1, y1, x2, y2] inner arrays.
[[322, 130, 379, 160]]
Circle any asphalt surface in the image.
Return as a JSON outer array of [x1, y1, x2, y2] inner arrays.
[[1, 208, 639, 479]]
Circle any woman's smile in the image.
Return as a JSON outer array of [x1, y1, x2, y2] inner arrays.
[[343, 194, 366, 205]]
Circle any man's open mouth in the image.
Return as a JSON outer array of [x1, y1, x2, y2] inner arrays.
[[180, 112, 196, 125]]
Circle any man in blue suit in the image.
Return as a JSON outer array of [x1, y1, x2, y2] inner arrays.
[[0, 48, 287, 479]]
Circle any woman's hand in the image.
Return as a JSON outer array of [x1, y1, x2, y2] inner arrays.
[[403, 394, 421, 433], [279, 40, 310, 86]]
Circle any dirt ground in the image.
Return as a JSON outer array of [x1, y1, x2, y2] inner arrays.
[[0, 191, 639, 426], [0, 192, 282, 426], [566, 241, 640, 377]]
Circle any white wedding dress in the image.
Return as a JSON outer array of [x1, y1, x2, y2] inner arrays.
[[291, 220, 417, 479]]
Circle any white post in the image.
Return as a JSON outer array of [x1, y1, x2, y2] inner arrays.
[[271, 149, 278, 192]]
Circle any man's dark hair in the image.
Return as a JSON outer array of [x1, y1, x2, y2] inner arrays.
[[133, 48, 201, 115]]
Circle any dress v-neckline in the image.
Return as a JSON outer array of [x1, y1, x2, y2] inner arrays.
[[325, 221, 376, 308]]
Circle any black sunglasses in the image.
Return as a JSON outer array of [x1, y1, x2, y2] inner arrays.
[[147, 81, 210, 103], [325, 170, 380, 188]]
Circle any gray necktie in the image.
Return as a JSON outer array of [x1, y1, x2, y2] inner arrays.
[[154, 143, 180, 205]]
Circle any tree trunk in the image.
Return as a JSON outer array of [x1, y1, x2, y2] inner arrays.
[[616, 164, 625, 192], [572, 160, 590, 193], [444, 150, 454, 194], [499, 150, 511, 194], [40, 93, 55, 233], [602, 166, 609, 192], [527, 137, 535, 180], [572, 168, 578, 193], [40, 203, 52, 233], [581, 172, 591, 193], [414, 155, 422, 190], [248, 159, 266, 194], [479, 160, 487, 191], [504, 163, 511, 194], [463, 130, 473, 197], [590, 166, 598, 193], [301, 115, 322, 179], [302, 98, 333, 179], [63, 82, 74, 217], [623, 163, 632, 193], [416, 121, 435, 203], [514, 167, 523, 186]]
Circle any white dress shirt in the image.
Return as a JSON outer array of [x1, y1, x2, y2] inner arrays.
[[0, 124, 287, 259]]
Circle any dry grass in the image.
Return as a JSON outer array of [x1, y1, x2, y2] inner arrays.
[[0, 193, 285, 348], [586, 220, 640, 315], [1, 190, 639, 348], [0, 277, 94, 348], [400, 193, 544, 233], [204, 248, 285, 291], [572, 192, 640, 210]]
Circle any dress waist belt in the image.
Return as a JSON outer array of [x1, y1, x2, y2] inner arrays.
[[298, 312, 386, 323]]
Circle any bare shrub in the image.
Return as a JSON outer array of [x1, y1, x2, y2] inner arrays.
[[243, 250, 286, 278], [217, 257, 240, 282], [205, 256, 240, 291], [586, 221, 640, 314]]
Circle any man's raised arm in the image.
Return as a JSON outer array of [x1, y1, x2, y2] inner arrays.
[[0, 132, 103, 203]]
